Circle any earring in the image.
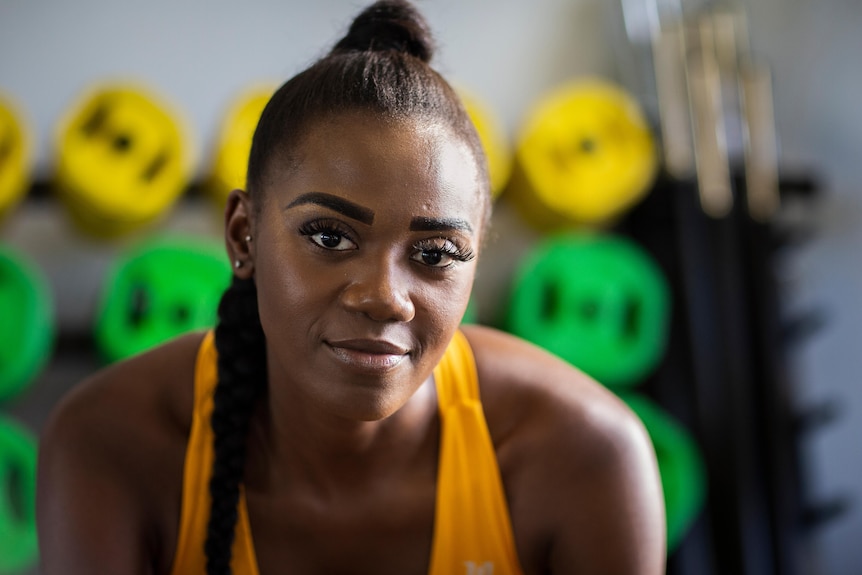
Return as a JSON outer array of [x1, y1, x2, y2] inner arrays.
[[245, 235, 252, 243], [234, 260, 243, 269]]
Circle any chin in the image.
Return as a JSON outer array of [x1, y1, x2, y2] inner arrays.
[[334, 398, 402, 422], [328, 377, 416, 422]]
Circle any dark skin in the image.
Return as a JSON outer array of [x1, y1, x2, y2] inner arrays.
[[37, 111, 665, 575]]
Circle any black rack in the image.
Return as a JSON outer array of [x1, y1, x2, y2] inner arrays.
[[615, 172, 835, 574]]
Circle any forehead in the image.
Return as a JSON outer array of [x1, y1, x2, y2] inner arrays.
[[267, 112, 485, 229]]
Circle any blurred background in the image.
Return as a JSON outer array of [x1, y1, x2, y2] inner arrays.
[[0, 0, 860, 573]]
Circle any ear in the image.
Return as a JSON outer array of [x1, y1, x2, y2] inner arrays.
[[224, 189, 255, 279]]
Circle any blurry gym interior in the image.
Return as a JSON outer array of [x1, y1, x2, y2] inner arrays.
[[0, 1, 860, 573]]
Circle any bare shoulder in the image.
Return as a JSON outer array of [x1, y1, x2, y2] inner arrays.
[[460, 324, 666, 574], [41, 330, 204, 458], [460, 324, 646, 461], [37, 331, 206, 574]]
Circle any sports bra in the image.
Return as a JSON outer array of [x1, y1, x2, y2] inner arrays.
[[170, 330, 524, 575]]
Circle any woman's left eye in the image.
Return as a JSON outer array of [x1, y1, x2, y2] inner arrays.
[[411, 240, 474, 268], [412, 248, 451, 267]]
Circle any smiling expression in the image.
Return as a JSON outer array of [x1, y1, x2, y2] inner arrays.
[[247, 111, 487, 422]]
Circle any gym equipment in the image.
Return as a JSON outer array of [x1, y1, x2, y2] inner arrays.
[[509, 79, 657, 229], [0, 245, 54, 404], [461, 297, 478, 325], [459, 89, 512, 199], [55, 83, 190, 237], [95, 237, 231, 362], [207, 85, 274, 205], [505, 233, 670, 389], [0, 95, 32, 222], [0, 416, 38, 575], [620, 393, 706, 551]]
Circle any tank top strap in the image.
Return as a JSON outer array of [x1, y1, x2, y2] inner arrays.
[[432, 329, 480, 409], [170, 331, 259, 575], [430, 329, 525, 575]]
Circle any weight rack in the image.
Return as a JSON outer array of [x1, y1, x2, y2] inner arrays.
[[612, 3, 841, 573]]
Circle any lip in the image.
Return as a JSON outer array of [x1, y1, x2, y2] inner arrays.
[[325, 339, 410, 373]]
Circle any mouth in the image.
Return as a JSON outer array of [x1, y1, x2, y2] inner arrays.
[[325, 338, 410, 374]]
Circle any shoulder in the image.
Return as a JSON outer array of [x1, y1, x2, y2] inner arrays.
[[460, 324, 665, 574], [460, 324, 643, 457], [37, 330, 207, 574], [41, 330, 206, 455]]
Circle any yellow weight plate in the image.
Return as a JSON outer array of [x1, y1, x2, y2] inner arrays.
[[55, 83, 190, 237], [459, 90, 512, 199], [511, 79, 657, 229], [0, 95, 32, 222], [207, 86, 274, 206]]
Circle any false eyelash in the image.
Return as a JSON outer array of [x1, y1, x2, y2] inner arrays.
[[297, 218, 353, 239], [413, 238, 476, 263]]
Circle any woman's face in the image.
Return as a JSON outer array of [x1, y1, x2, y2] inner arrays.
[[250, 111, 486, 422]]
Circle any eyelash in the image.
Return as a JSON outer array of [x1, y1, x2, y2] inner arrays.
[[298, 219, 475, 268], [412, 238, 475, 268], [298, 219, 356, 251]]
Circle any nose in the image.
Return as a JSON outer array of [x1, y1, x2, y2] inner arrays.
[[340, 255, 416, 323]]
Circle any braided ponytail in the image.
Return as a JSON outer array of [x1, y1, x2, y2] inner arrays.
[[205, 277, 267, 575]]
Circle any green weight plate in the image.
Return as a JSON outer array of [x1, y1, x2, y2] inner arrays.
[[0, 245, 54, 403], [505, 233, 670, 388], [95, 236, 231, 362], [461, 297, 478, 325], [620, 393, 706, 551], [0, 416, 38, 574]]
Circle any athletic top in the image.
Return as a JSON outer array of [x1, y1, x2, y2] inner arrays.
[[170, 330, 525, 575]]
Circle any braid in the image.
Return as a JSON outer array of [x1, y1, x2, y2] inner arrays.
[[205, 276, 268, 575]]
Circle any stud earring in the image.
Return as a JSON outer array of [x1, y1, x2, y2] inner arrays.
[[244, 235, 252, 243], [234, 260, 243, 269]]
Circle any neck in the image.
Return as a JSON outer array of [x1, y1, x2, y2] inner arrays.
[[244, 372, 439, 496]]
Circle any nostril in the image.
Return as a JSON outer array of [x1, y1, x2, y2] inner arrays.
[[342, 281, 415, 323]]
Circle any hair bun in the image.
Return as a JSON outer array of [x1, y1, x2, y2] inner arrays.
[[331, 0, 435, 63]]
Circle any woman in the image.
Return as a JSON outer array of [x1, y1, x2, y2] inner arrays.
[[36, 2, 665, 573]]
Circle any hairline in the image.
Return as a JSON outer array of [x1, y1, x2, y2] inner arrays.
[[248, 108, 493, 241]]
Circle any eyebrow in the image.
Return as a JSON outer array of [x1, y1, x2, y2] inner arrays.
[[285, 192, 375, 225], [409, 216, 473, 234]]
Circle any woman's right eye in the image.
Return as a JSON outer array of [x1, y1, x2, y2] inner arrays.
[[309, 230, 356, 251], [299, 220, 358, 252]]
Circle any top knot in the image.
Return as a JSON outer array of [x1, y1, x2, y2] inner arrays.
[[331, 0, 435, 63]]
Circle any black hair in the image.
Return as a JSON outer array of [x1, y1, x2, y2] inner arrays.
[[245, 0, 490, 216], [206, 276, 266, 574], [206, 2, 490, 573]]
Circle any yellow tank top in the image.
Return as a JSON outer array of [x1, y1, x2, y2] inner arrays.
[[170, 330, 524, 575]]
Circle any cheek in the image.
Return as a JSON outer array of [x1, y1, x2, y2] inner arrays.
[[253, 242, 321, 335], [425, 277, 473, 320], [415, 271, 476, 337]]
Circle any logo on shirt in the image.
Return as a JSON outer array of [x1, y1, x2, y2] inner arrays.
[[464, 561, 494, 575]]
